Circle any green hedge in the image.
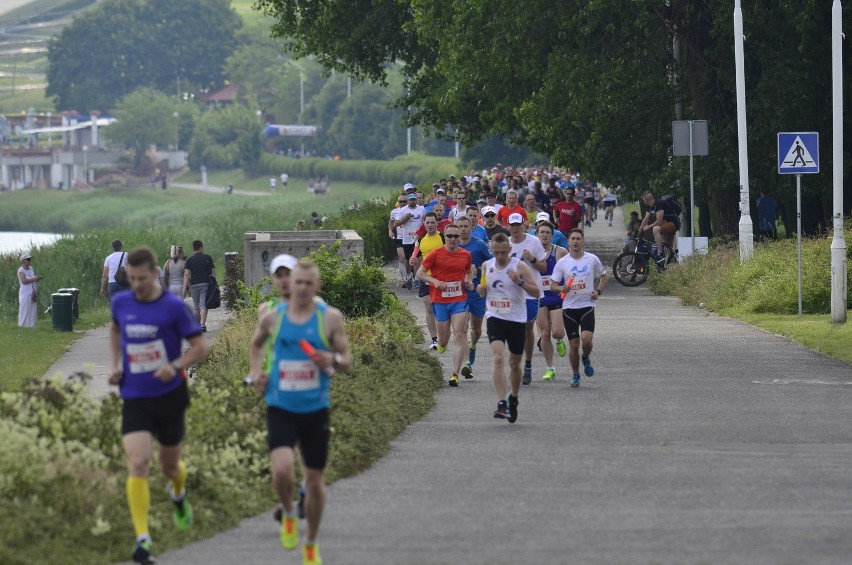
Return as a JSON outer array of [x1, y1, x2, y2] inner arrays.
[[258, 153, 461, 188], [320, 200, 396, 260]]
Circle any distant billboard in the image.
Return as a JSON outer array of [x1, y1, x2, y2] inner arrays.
[[263, 124, 317, 138]]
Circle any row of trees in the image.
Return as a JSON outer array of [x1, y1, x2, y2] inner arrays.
[[255, 0, 852, 236]]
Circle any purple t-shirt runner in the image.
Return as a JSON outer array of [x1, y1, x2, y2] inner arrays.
[[112, 291, 202, 399]]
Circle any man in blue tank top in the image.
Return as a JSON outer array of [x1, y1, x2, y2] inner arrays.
[[248, 260, 352, 565], [109, 246, 209, 565]]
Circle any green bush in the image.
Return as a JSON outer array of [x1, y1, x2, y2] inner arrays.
[[651, 220, 852, 315], [320, 200, 396, 260]]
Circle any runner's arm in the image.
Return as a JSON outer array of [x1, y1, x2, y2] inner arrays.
[[515, 262, 540, 298], [247, 313, 274, 389], [324, 307, 352, 373]]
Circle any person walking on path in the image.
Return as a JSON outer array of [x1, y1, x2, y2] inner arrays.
[[108, 246, 209, 565], [478, 233, 540, 422], [17, 252, 43, 327], [507, 212, 548, 385], [101, 239, 129, 299], [163, 245, 187, 296], [183, 240, 216, 332], [535, 222, 568, 381], [416, 223, 475, 387], [247, 261, 352, 565], [549, 229, 608, 387]]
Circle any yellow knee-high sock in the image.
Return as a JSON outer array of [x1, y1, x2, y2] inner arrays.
[[171, 460, 187, 498], [126, 476, 150, 538]]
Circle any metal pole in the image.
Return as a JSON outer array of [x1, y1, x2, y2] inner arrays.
[[797, 174, 803, 316], [831, 0, 847, 323], [689, 120, 695, 255], [347, 77, 351, 98], [734, 0, 754, 261]]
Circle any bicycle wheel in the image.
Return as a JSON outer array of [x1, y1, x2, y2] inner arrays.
[[612, 252, 649, 287]]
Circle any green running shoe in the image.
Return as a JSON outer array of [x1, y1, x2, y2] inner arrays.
[[461, 361, 473, 379], [555, 339, 567, 357], [542, 369, 556, 381], [281, 515, 299, 550]]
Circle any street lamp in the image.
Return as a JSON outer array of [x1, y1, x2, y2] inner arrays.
[[173, 112, 180, 151], [82, 145, 88, 185]]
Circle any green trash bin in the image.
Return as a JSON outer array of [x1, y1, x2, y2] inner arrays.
[[57, 287, 80, 320], [51, 292, 73, 331]]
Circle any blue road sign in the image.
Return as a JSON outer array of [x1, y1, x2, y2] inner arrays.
[[778, 132, 819, 174]]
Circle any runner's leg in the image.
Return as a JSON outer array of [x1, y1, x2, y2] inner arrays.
[[450, 311, 469, 375], [491, 338, 507, 399], [537, 306, 554, 369]]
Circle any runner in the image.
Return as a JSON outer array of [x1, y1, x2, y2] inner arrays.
[[535, 221, 569, 381], [529, 211, 568, 248], [248, 261, 352, 565], [602, 187, 618, 226], [108, 246, 209, 565], [392, 192, 426, 290], [410, 212, 444, 350], [479, 233, 540, 423], [506, 212, 548, 385], [549, 229, 608, 387], [416, 223, 475, 387], [456, 216, 493, 379], [482, 205, 510, 243], [553, 187, 583, 239], [496, 189, 526, 226], [389, 195, 408, 287]]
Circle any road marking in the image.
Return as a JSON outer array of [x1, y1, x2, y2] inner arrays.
[[753, 379, 852, 386]]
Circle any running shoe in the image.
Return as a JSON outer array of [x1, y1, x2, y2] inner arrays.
[[132, 538, 155, 565], [414, 278, 421, 288], [429, 338, 438, 350], [542, 369, 556, 381], [297, 486, 306, 520], [536, 337, 542, 352], [273, 503, 283, 523], [461, 361, 473, 379], [522, 364, 532, 385], [200, 324, 207, 333], [400, 280, 407, 288], [303, 543, 322, 565], [468, 343, 477, 366], [406, 278, 413, 291], [493, 400, 507, 419], [571, 374, 581, 387], [582, 356, 595, 377], [437, 345, 446, 354], [167, 483, 192, 531], [507, 394, 519, 423], [555, 339, 567, 357], [448, 373, 460, 387], [281, 515, 299, 550]]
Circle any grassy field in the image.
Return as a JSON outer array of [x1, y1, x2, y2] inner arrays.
[[739, 313, 852, 364]]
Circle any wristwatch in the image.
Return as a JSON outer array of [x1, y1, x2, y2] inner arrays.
[[596, 288, 603, 295], [517, 278, 526, 287]]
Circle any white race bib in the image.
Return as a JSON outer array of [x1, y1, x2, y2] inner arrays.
[[540, 275, 551, 288], [407, 230, 418, 239], [126, 340, 168, 373], [489, 296, 512, 314], [278, 360, 320, 392], [441, 280, 463, 298], [568, 277, 591, 295]]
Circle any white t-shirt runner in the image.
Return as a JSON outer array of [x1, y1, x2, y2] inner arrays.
[[389, 207, 404, 240], [481, 257, 529, 323], [400, 204, 426, 245], [508, 233, 547, 298], [551, 251, 606, 309]]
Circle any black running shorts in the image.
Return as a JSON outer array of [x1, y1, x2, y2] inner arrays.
[[267, 407, 331, 470], [402, 243, 415, 261], [562, 306, 596, 340], [121, 381, 189, 447], [486, 316, 526, 355], [418, 280, 430, 298]]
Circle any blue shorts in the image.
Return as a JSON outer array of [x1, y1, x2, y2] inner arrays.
[[467, 291, 486, 318], [526, 299, 538, 323], [433, 301, 469, 322]]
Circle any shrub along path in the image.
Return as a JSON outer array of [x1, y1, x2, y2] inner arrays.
[[161, 235, 852, 563]]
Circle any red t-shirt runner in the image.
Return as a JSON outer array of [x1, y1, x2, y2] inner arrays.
[[553, 200, 583, 233], [420, 246, 472, 304], [496, 204, 526, 227]]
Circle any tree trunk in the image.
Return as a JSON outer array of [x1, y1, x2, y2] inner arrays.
[[707, 182, 740, 239]]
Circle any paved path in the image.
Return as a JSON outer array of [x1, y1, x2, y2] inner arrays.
[[42, 300, 231, 397], [158, 207, 852, 564], [171, 182, 272, 197]]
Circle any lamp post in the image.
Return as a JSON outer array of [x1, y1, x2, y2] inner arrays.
[[46, 112, 52, 149], [173, 112, 180, 151], [82, 145, 88, 185]]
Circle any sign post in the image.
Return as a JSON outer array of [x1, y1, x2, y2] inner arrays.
[[672, 120, 709, 255], [778, 132, 819, 316]]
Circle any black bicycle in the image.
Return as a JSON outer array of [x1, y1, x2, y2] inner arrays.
[[612, 236, 676, 287]]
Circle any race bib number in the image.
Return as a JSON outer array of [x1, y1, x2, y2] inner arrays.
[[442, 280, 463, 298], [489, 296, 512, 314], [568, 277, 590, 295], [278, 360, 320, 392], [126, 340, 168, 374], [407, 230, 418, 239], [541, 275, 551, 287]]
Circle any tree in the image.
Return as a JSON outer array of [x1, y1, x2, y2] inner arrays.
[[257, 0, 852, 237], [188, 105, 264, 173], [104, 88, 183, 171], [46, 0, 242, 112]]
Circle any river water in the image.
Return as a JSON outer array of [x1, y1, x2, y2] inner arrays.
[[0, 232, 64, 256]]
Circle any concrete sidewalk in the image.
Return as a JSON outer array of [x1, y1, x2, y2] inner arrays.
[[159, 207, 852, 564]]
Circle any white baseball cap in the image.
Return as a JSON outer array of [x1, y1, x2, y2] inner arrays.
[[270, 254, 297, 274], [403, 182, 415, 191], [481, 206, 496, 216], [535, 212, 551, 223], [508, 213, 525, 225]]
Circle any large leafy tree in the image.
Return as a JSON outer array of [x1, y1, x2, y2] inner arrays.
[[256, 0, 852, 236], [47, 0, 242, 112]]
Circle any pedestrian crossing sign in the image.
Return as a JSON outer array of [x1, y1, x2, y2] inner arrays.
[[777, 132, 819, 174]]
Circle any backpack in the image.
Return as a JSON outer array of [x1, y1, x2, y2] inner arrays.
[[115, 253, 130, 288], [660, 195, 683, 216], [206, 276, 221, 310]]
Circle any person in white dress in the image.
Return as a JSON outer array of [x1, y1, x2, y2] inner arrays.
[[17, 253, 44, 327]]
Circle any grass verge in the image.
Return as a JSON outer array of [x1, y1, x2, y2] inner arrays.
[[738, 313, 852, 364]]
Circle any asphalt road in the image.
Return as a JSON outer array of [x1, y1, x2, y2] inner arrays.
[[159, 210, 852, 565]]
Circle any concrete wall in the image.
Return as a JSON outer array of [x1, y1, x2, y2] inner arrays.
[[242, 230, 364, 287]]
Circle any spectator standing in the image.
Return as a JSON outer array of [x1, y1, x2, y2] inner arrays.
[[17, 253, 43, 327], [101, 239, 129, 299], [280, 172, 288, 189], [756, 189, 781, 241], [183, 240, 216, 332]]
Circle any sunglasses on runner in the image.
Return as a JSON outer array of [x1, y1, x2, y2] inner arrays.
[[444, 234, 460, 239]]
